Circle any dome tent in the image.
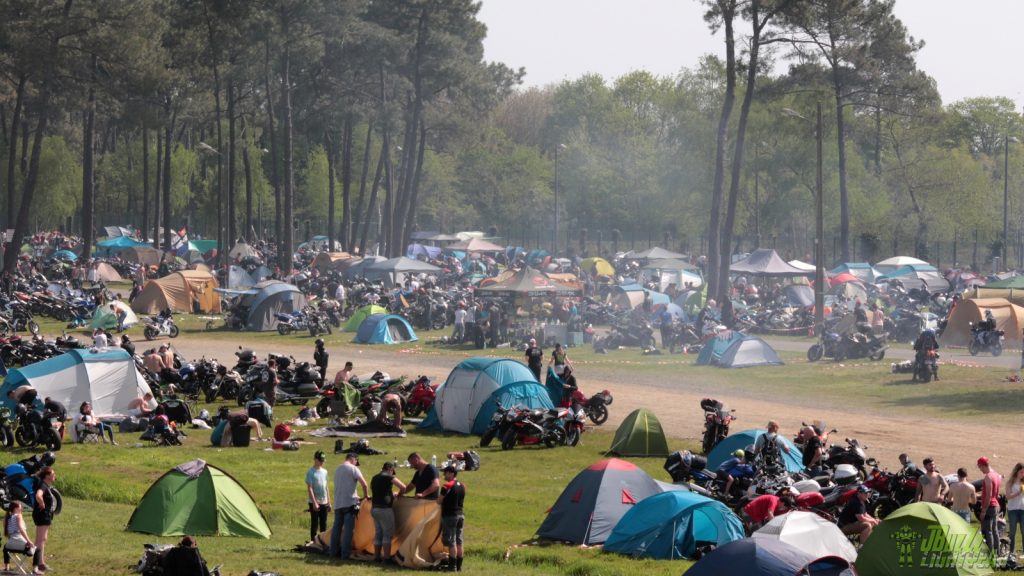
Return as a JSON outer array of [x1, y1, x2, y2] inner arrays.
[[607, 408, 669, 457], [239, 281, 307, 331], [753, 511, 857, 563], [604, 491, 744, 559], [706, 429, 803, 473], [343, 304, 388, 332], [418, 357, 537, 434], [90, 300, 139, 330], [686, 538, 854, 576], [131, 270, 221, 314], [470, 380, 554, 435], [353, 314, 418, 345]]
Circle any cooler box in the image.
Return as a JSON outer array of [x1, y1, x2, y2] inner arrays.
[[231, 424, 251, 447]]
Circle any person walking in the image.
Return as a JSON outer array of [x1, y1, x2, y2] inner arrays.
[[329, 452, 368, 560], [438, 465, 466, 572], [524, 339, 543, 381], [370, 461, 406, 563], [32, 466, 57, 574], [1006, 462, 1024, 556], [978, 457, 1002, 554], [306, 451, 331, 543]]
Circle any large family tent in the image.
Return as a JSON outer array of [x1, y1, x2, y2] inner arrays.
[[354, 314, 418, 345], [237, 281, 307, 331], [717, 336, 784, 368], [874, 255, 929, 274], [89, 300, 139, 330], [706, 429, 804, 473], [95, 236, 150, 256], [695, 331, 744, 365], [343, 304, 388, 331], [686, 538, 854, 576], [939, 297, 1024, 348], [832, 262, 882, 284], [342, 256, 388, 279], [122, 246, 162, 266], [365, 257, 442, 287], [536, 458, 664, 545], [470, 381, 554, 435], [604, 491, 744, 559], [0, 349, 152, 416], [131, 270, 221, 314], [607, 409, 669, 457], [311, 252, 353, 274], [632, 247, 686, 260], [781, 284, 814, 307], [477, 266, 579, 296], [418, 357, 538, 434], [753, 511, 858, 563], [730, 249, 812, 277], [877, 264, 948, 292], [127, 459, 271, 538], [855, 502, 991, 576], [607, 284, 671, 311]]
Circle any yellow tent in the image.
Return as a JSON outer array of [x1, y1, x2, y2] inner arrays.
[[962, 287, 1024, 307], [311, 251, 353, 273], [580, 257, 615, 277], [938, 297, 1024, 347], [131, 270, 222, 314]]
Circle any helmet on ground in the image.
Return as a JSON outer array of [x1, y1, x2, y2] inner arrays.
[[274, 423, 292, 442]]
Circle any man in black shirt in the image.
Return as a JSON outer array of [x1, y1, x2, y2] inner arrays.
[[524, 339, 543, 381], [370, 461, 406, 563], [839, 485, 878, 544], [313, 339, 329, 381], [43, 397, 67, 439], [438, 465, 466, 572], [801, 427, 823, 476], [402, 453, 439, 500]]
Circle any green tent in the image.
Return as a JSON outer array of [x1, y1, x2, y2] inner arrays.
[[855, 502, 992, 576], [983, 276, 1024, 289], [127, 459, 271, 538], [343, 304, 387, 332], [607, 408, 669, 457]]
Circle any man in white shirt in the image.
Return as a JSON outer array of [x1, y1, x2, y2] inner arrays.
[[452, 305, 467, 343], [329, 452, 368, 560]]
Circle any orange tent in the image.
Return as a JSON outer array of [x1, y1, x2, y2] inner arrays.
[[938, 297, 1024, 347]]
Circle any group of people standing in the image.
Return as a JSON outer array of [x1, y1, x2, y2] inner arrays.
[[305, 450, 466, 571]]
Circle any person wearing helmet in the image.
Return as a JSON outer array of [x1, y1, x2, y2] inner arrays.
[[313, 339, 329, 381], [979, 309, 997, 332], [306, 450, 331, 542], [716, 450, 753, 500], [913, 328, 940, 380]]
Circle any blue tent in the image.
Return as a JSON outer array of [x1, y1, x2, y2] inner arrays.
[[353, 314, 417, 345], [706, 429, 803, 473], [241, 281, 306, 331], [420, 357, 537, 434], [610, 284, 670, 310], [52, 249, 78, 262], [604, 491, 744, 560], [876, 263, 938, 281], [470, 380, 554, 435], [685, 537, 853, 576], [695, 332, 744, 365], [96, 236, 150, 255]]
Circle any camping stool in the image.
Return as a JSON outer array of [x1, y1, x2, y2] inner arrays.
[[4, 541, 33, 574], [231, 424, 252, 447]]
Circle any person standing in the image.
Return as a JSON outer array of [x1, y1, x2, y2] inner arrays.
[[370, 461, 407, 563], [306, 451, 331, 543], [978, 457, 1002, 553], [32, 466, 57, 574], [524, 339, 543, 381], [329, 452, 368, 560], [915, 458, 949, 504], [1006, 462, 1024, 557], [403, 453, 440, 500], [313, 339, 329, 381], [548, 343, 570, 376], [452, 304, 467, 344], [438, 465, 466, 572], [949, 468, 977, 523], [264, 358, 280, 408]]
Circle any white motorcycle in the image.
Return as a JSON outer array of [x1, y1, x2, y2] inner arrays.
[[143, 314, 180, 340]]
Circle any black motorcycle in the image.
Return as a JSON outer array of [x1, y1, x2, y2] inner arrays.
[[968, 322, 1004, 356], [825, 437, 872, 477], [479, 401, 512, 448], [833, 331, 886, 361], [595, 320, 656, 350], [700, 398, 735, 455], [13, 405, 62, 451], [204, 364, 242, 402]]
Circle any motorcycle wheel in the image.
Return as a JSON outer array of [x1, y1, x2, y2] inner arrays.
[[991, 342, 1003, 357], [309, 326, 319, 337], [205, 388, 219, 403], [920, 368, 932, 383], [834, 348, 846, 362], [968, 340, 979, 356], [326, 325, 332, 335], [277, 324, 291, 336], [869, 349, 885, 361], [169, 325, 180, 338], [565, 426, 581, 447], [44, 430, 61, 452], [807, 344, 823, 362], [544, 426, 566, 448], [14, 427, 31, 447], [702, 430, 716, 455], [588, 404, 609, 426], [870, 499, 899, 519], [404, 404, 422, 418], [500, 428, 517, 451], [144, 326, 158, 341], [0, 425, 12, 448], [237, 388, 252, 406], [316, 398, 332, 418], [480, 427, 497, 448], [27, 321, 39, 335]]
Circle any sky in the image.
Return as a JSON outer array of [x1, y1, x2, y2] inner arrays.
[[477, 0, 1024, 107]]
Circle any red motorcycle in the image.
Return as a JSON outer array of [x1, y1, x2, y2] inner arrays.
[[700, 398, 735, 454], [864, 466, 919, 518], [402, 376, 436, 417], [566, 388, 613, 425], [501, 406, 568, 450]]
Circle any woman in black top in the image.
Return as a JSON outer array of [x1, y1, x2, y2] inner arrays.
[[32, 466, 57, 573]]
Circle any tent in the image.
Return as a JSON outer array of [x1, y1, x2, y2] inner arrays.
[[753, 511, 858, 563], [127, 459, 271, 539], [695, 331, 745, 365], [446, 237, 504, 252], [608, 284, 671, 311], [238, 281, 307, 331], [832, 262, 882, 284], [102, 225, 135, 238], [706, 429, 804, 473], [632, 247, 686, 260], [640, 262, 704, 292], [300, 235, 342, 252], [132, 270, 221, 314], [405, 244, 442, 260], [938, 297, 1024, 348], [855, 502, 992, 576], [342, 256, 389, 279], [643, 258, 698, 272], [874, 255, 930, 274], [90, 300, 139, 330], [831, 280, 868, 302], [718, 336, 784, 368], [96, 236, 150, 255], [311, 252, 353, 273], [730, 249, 812, 277], [94, 262, 123, 282], [226, 265, 259, 289], [418, 357, 538, 434], [365, 257, 441, 287], [877, 264, 948, 292], [0, 349, 152, 417], [536, 458, 664, 545], [121, 246, 162, 266], [608, 409, 669, 457], [580, 256, 615, 277], [471, 380, 554, 435], [686, 538, 854, 576], [604, 491, 744, 559], [228, 242, 259, 260], [787, 259, 817, 272], [828, 272, 862, 286], [343, 304, 388, 332], [476, 267, 578, 296], [983, 275, 1024, 289], [782, 284, 814, 307], [354, 314, 418, 345]]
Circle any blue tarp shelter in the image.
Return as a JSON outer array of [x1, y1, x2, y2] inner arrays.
[[604, 491, 744, 559], [470, 380, 553, 435], [706, 429, 803, 473], [420, 357, 537, 434], [695, 332, 744, 365], [353, 314, 418, 345], [52, 249, 77, 262]]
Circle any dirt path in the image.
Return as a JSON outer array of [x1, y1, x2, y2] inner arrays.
[[169, 337, 1021, 473]]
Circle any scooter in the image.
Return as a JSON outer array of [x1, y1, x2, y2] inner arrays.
[[143, 313, 179, 340]]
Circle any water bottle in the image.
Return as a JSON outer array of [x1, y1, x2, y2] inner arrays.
[[431, 454, 437, 468], [393, 457, 398, 469]]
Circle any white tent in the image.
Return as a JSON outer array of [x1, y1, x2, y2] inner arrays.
[[90, 300, 140, 330], [753, 511, 857, 563], [0, 349, 152, 418], [787, 260, 817, 272], [874, 255, 930, 274], [419, 357, 537, 434]]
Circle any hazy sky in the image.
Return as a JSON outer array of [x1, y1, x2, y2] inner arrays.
[[478, 0, 1023, 107]]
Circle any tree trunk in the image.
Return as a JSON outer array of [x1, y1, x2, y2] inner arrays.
[[162, 97, 173, 252], [153, 127, 162, 248], [243, 128, 253, 241], [380, 129, 394, 256], [142, 128, 149, 240], [326, 131, 337, 252], [264, 37, 281, 249], [359, 140, 387, 257], [280, 33, 296, 273], [402, 120, 428, 251], [707, 0, 737, 301], [340, 115, 353, 252], [5, 75, 25, 230], [4, 108, 48, 275], [212, 65, 224, 263], [227, 78, 237, 249], [19, 121, 28, 176], [834, 84, 850, 262], [80, 56, 97, 261], [351, 122, 373, 249], [125, 131, 135, 226]]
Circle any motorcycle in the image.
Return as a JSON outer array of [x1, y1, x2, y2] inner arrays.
[[233, 348, 258, 376], [499, 405, 568, 450], [13, 405, 62, 451], [663, 450, 716, 492], [700, 398, 735, 455], [864, 466, 919, 518], [204, 364, 242, 402], [833, 331, 886, 361], [806, 332, 843, 362], [275, 310, 309, 336], [968, 322, 1004, 356], [595, 319, 657, 350], [402, 376, 436, 418], [143, 314, 180, 340], [306, 310, 332, 337], [824, 437, 872, 478], [562, 404, 587, 447], [911, 349, 939, 383], [565, 387, 612, 425], [0, 452, 62, 513]]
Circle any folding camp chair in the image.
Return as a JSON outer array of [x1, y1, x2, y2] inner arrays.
[[3, 541, 34, 574]]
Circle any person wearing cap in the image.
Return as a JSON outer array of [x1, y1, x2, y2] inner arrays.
[[437, 465, 466, 572], [524, 338, 543, 381], [977, 456, 1002, 552], [403, 453, 440, 500], [329, 452, 368, 560], [839, 485, 879, 544], [915, 457, 948, 504], [306, 451, 331, 542], [716, 450, 752, 500], [370, 461, 407, 563]]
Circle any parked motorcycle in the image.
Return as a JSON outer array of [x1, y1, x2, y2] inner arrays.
[[911, 349, 939, 383], [595, 319, 656, 350], [13, 405, 62, 451], [968, 322, 1004, 356], [500, 405, 567, 450], [402, 376, 436, 418], [824, 437, 872, 478], [0, 452, 62, 513], [700, 398, 735, 455], [143, 313, 179, 340], [275, 310, 309, 335], [864, 466, 919, 518], [306, 310, 332, 337], [204, 364, 242, 402], [833, 331, 886, 361]]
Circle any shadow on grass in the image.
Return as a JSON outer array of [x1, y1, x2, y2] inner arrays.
[[880, 386, 1024, 414]]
